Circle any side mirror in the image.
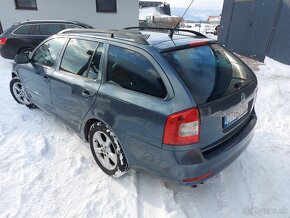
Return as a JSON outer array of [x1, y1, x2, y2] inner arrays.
[[14, 52, 30, 64]]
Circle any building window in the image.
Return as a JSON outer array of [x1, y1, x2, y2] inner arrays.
[[96, 0, 117, 13], [14, 0, 37, 10]]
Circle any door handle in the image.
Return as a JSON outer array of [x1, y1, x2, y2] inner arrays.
[[82, 90, 92, 98], [43, 75, 49, 83]]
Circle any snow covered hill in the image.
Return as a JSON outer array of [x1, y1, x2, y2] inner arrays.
[[0, 56, 289, 217]]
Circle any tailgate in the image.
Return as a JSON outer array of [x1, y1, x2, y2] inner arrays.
[[198, 81, 257, 146], [162, 42, 258, 147]]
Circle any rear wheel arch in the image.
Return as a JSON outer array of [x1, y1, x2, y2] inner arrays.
[[84, 118, 102, 141]]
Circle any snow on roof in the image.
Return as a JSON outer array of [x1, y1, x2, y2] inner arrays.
[[139, 7, 159, 20]]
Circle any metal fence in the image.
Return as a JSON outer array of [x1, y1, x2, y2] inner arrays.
[[219, 0, 290, 65]]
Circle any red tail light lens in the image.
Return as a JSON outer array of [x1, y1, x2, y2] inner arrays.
[[189, 41, 208, 47], [163, 108, 200, 145], [0, 38, 8, 45]]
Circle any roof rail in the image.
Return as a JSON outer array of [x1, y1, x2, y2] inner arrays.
[[124, 27, 207, 38], [58, 28, 149, 45]]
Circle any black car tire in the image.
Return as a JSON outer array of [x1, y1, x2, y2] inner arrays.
[[89, 122, 130, 177], [10, 78, 35, 109]]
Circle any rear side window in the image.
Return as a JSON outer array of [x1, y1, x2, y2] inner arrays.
[[13, 25, 32, 35], [107, 45, 167, 99], [32, 38, 66, 68], [64, 24, 83, 29], [60, 39, 98, 76], [32, 24, 64, 36], [162, 44, 255, 104]]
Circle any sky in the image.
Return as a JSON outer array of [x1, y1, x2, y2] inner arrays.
[[162, 0, 224, 10], [141, 0, 224, 20], [141, 0, 224, 10]]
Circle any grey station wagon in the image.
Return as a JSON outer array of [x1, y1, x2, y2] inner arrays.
[[9, 27, 258, 186]]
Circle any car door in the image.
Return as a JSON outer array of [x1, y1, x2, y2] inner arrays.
[[50, 37, 103, 131], [21, 37, 67, 114], [94, 44, 173, 147]]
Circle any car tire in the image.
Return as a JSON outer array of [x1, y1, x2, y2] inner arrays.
[[10, 78, 35, 109], [89, 122, 130, 177]]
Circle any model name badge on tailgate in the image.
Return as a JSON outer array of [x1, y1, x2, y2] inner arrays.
[[223, 103, 248, 128]]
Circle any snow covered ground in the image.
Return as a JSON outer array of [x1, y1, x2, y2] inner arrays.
[[0, 56, 290, 218]]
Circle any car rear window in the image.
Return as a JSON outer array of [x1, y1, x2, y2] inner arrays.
[[162, 44, 255, 104]]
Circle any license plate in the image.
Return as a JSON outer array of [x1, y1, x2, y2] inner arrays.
[[223, 103, 248, 128]]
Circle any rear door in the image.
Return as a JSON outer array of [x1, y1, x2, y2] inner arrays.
[[95, 44, 172, 147], [50, 37, 103, 131], [162, 43, 258, 147]]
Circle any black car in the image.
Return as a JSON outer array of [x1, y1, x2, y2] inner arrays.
[[0, 20, 93, 59]]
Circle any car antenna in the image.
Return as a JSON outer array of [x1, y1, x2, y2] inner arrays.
[[169, 0, 195, 38]]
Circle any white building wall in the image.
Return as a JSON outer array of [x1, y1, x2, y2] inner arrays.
[[0, 0, 138, 30]]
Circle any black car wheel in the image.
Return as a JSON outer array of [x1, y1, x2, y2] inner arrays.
[[89, 122, 130, 177], [10, 78, 35, 108]]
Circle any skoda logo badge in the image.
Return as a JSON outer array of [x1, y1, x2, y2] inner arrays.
[[241, 93, 246, 103]]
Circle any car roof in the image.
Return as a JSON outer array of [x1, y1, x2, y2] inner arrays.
[[15, 20, 93, 28], [58, 28, 216, 52], [21, 20, 79, 24]]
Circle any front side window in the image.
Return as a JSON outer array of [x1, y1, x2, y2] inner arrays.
[[14, 0, 37, 10], [107, 45, 167, 98], [32, 38, 66, 68], [32, 24, 64, 36], [60, 39, 98, 76], [13, 25, 32, 35], [96, 0, 116, 12]]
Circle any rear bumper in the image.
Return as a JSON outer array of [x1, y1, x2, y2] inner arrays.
[[176, 112, 257, 186], [0, 46, 14, 59], [123, 110, 257, 186]]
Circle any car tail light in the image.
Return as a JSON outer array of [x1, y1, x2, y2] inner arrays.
[[189, 41, 208, 48], [163, 108, 200, 145], [0, 38, 8, 45]]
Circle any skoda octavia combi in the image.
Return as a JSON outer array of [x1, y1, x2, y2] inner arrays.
[[9, 27, 257, 186]]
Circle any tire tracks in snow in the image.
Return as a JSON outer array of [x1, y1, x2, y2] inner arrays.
[[134, 172, 186, 218]]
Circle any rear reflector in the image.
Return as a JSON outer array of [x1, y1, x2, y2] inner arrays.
[[0, 38, 8, 45], [183, 171, 214, 183], [163, 107, 200, 145]]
